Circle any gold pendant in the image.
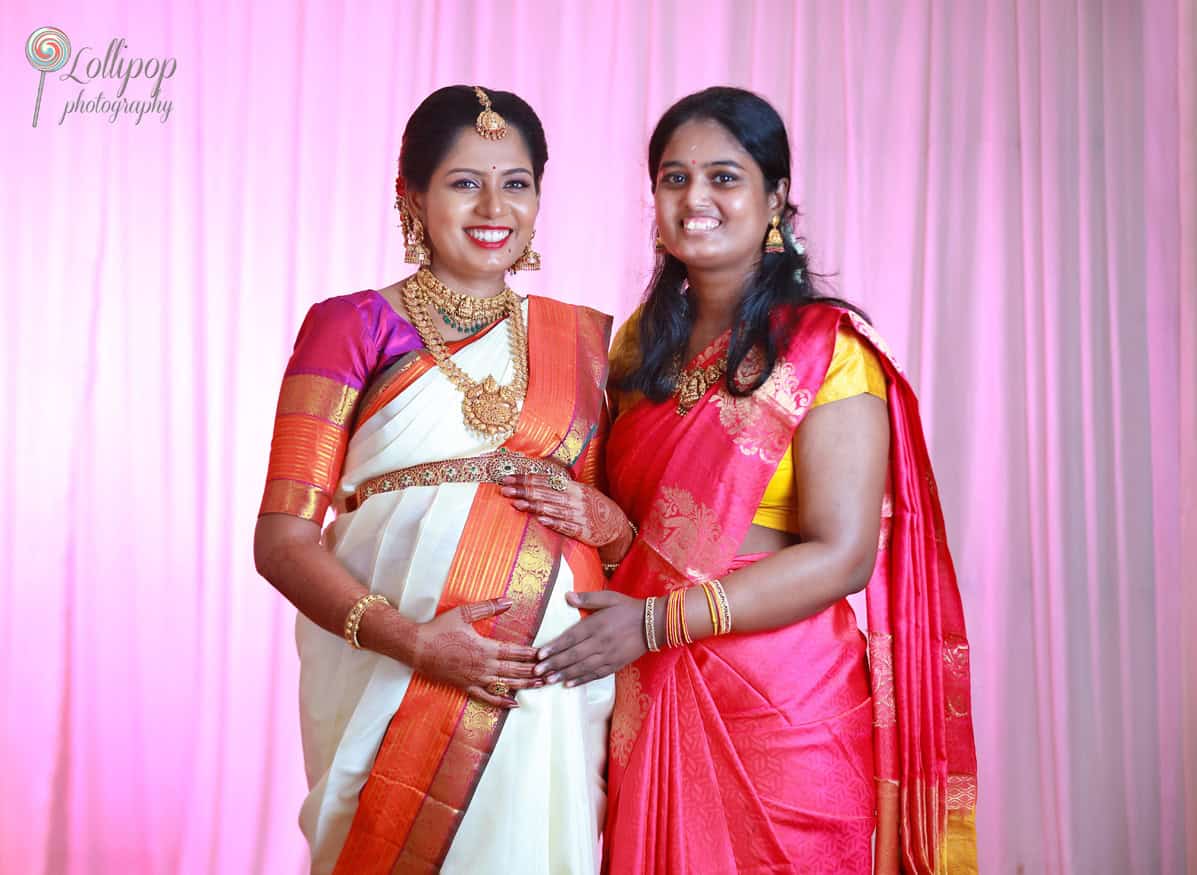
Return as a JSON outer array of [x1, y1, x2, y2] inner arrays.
[[462, 376, 520, 435], [675, 363, 726, 415]]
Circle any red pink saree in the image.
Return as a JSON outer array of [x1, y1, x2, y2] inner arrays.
[[602, 303, 978, 874]]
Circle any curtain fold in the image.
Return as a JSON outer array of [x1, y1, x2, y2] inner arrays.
[[0, 1, 1191, 872]]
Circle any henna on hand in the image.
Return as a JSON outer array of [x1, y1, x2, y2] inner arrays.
[[500, 475, 631, 553], [406, 600, 540, 707], [461, 598, 504, 624], [411, 623, 488, 679], [580, 488, 625, 547]]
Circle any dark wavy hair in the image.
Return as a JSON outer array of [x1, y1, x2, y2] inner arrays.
[[623, 86, 864, 401], [399, 85, 549, 191]]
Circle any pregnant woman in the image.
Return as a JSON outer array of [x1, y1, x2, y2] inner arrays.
[[254, 85, 615, 874]]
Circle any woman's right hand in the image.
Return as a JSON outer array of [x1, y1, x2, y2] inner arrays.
[[408, 597, 542, 709]]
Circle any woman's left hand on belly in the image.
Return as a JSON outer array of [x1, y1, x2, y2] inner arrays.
[[532, 590, 647, 687]]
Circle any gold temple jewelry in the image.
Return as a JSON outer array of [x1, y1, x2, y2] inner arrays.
[[487, 680, 512, 697], [764, 214, 784, 254], [344, 593, 392, 649], [644, 596, 660, 652], [346, 449, 571, 511], [675, 357, 728, 415], [508, 230, 542, 273], [402, 269, 528, 441], [474, 86, 507, 141], [417, 264, 512, 333], [400, 202, 431, 266]]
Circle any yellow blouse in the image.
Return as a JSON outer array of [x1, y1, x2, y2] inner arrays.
[[752, 329, 886, 533]]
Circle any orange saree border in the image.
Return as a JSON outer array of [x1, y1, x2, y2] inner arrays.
[[332, 295, 612, 874], [507, 297, 579, 456], [333, 490, 534, 874]]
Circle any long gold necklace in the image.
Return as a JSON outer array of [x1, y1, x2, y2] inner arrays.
[[402, 268, 528, 440]]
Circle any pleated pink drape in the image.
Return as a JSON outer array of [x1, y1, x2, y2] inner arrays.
[[1, 1, 1192, 872]]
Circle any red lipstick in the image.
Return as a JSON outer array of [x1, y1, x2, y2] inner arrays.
[[464, 226, 514, 249]]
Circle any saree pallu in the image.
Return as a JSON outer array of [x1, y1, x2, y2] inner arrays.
[[603, 304, 978, 874], [298, 297, 615, 875]]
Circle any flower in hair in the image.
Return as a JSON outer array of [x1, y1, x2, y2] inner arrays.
[[394, 162, 406, 211], [782, 221, 806, 281]]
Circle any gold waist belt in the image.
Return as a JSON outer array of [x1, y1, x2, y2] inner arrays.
[[344, 450, 572, 512]]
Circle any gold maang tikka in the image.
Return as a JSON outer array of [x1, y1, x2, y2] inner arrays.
[[473, 86, 507, 140]]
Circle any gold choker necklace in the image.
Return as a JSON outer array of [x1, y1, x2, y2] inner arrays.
[[417, 268, 513, 334], [402, 269, 528, 440]]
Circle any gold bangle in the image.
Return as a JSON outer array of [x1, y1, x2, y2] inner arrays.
[[701, 581, 721, 636], [672, 590, 684, 648], [344, 593, 392, 649], [644, 596, 660, 652], [709, 578, 732, 635], [665, 589, 687, 649], [603, 518, 639, 577], [663, 590, 676, 649], [678, 588, 693, 645]]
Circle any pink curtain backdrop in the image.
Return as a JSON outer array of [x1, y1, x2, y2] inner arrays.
[[2, 1, 1193, 872]]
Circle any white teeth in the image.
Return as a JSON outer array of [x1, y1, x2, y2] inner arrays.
[[683, 218, 720, 231], [466, 228, 512, 243]]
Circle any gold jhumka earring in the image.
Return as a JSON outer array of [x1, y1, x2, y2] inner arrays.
[[394, 167, 431, 266], [399, 200, 431, 266], [509, 230, 541, 273], [654, 232, 666, 253], [764, 214, 784, 254]]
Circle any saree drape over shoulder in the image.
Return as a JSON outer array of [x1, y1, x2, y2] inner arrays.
[[259, 291, 615, 875], [602, 304, 978, 875]]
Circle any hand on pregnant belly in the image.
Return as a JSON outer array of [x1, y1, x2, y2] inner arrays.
[[410, 598, 544, 708], [500, 474, 631, 551], [533, 590, 648, 687]]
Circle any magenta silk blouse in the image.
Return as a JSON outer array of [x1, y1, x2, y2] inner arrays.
[[259, 291, 421, 523]]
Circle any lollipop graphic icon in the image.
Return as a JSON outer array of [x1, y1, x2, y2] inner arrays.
[[26, 27, 71, 128]]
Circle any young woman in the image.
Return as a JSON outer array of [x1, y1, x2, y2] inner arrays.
[[254, 85, 619, 875], [502, 87, 978, 873]]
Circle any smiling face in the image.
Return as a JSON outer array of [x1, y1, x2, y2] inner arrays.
[[409, 126, 540, 289], [653, 118, 785, 275]]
